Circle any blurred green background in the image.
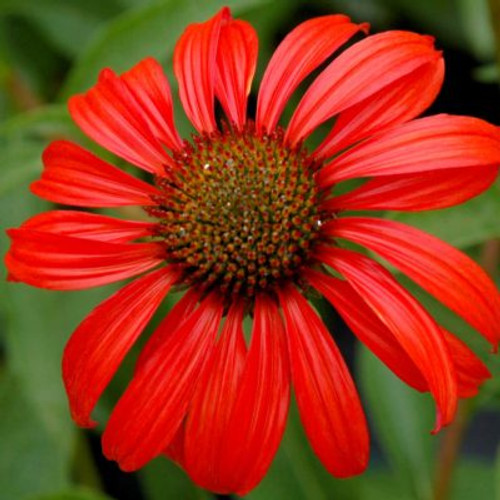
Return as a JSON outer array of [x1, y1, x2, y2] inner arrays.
[[1, 0, 500, 499]]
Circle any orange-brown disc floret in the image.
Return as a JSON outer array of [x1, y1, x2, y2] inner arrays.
[[148, 123, 324, 296]]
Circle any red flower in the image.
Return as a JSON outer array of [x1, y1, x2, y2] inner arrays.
[[5, 7, 500, 495]]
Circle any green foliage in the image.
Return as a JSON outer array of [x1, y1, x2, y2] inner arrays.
[[0, 0, 123, 58], [389, 184, 500, 248], [451, 461, 496, 500], [249, 402, 361, 500], [60, 0, 271, 98], [457, 0, 496, 60], [0, 375, 70, 500], [140, 459, 210, 500], [358, 346, 434, 500], [30, 489, 113, 500]]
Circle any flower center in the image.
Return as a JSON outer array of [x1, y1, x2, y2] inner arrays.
[[150, 124, 323, 297]]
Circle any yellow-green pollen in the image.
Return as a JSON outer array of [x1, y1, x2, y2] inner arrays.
[[148, 123, 323, 297]]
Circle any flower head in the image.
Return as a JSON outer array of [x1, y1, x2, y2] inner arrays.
[[5, 7, 500, 495]]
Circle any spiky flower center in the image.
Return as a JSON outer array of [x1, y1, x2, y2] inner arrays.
[[149, 124, 323, 297]]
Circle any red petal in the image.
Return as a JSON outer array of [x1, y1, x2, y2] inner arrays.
[[134, 287, 202, 373], [174, 8, 229, 133], [323, 166, 500, 212], [5, 229, 164, 290], [286, 31, 440, 145], [329, 217, 500, 347], [304, 269, 428, 392], [198, 294, 290, 495], [164, 424, 186, 466], [19, 211, 155, 243], [318, 115, 500, 187], [63, 266, 179, 427], [142, 290, 205, 467], [216, 19, 258, 129], [315, 246, 457, 431], [31, 141, 161, 207], [443, 329, 491, 398], [314, 59, 444, 159], [278, 284, 369, 477], [183, 300, 247, 492], [69, 68, 173, 175], [102, 293, 224, 471], [256, 15, 367, 133], [121, 57, 182, 151]]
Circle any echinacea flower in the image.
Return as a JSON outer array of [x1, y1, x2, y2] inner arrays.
[[5, 6, 500, 495]]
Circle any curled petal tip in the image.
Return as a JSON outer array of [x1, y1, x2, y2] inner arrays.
[[220, 5, 231, 18], [116, 459, 138, 473], [421, 34, 436, 46], [98, 67, 117, 83], [431, 411, 443, 435], [75, 416, 98, 429], [360, 22, 370, 34], [67, 95, 81, 114], [28, 181, 39, 195]]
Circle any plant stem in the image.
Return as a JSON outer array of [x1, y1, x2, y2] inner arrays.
[[433, 400, 472, 500], [5, 68, 42, 111], [480, 239, 500, 274]]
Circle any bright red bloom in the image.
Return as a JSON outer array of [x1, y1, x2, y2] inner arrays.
[[5, 7, 500, 495]]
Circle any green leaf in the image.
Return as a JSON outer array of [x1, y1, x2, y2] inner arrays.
[[0, 16, 63, 102], [489, 0, 500, 68], [389, 182, 500, 248], [319, 0, 392, 27], [0, 104, 95, 195], [360, 471, 408, 500], [0, 186, 112, 499], [474, 62, 500, 83], [60, 0, 270, 98], [380, 0, 467, 48], [450, 461, 496, 500], [0, 104, 76, 140], [0, 104, 80, 196], [139, 458, 210, 500], [0, 0, 123, 58], [457, 0, 496, 60], [0, 139, 43, 196], [0, 375, 70, 500], [28, 487, 112, 500], [358, 345, 434, 500], [248, 401, 361, 500]]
